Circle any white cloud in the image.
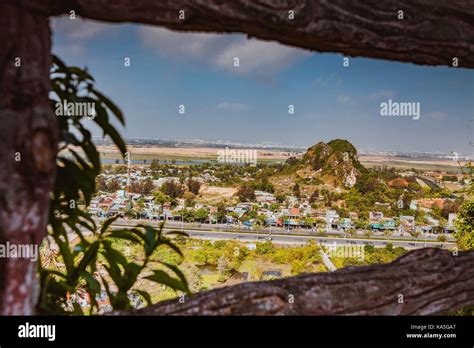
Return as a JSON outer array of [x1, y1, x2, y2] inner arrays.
[[215, 39, 308, 75], [138, 26, 310, 76], [217, 102, 248, 111]]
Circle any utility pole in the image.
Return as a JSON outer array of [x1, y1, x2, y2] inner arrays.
[[126, 150, 131, 196]]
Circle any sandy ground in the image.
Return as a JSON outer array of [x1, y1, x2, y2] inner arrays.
[[200, 185, 238, 197], [198, 185, 238, 204], [97, 145, 299, 160], [359, 154, 467, 168]]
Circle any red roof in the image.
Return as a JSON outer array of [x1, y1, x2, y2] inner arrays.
[[290, 208, 300, 215], [388, 178, 409, 188]]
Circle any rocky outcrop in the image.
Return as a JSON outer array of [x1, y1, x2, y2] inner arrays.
[[302, 139, 365, 188]]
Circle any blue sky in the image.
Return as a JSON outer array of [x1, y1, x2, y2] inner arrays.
[[52, 17, 474, 155]]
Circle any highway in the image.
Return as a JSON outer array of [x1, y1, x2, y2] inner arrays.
[[102, 219, 454, 242], [109, 221, 455, 250]]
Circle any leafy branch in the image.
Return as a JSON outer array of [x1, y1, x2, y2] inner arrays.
[[38, 56, 188, 315]]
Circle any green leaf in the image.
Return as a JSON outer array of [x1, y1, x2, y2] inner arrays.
[[71, 241, 100, 282], [102, 241, 128, 268], [99, 273, 125, 310], [66, 66, 95, 82], [53, 234, 74, 276], [100, 216, 120, 236], [133, 290, 152, 307], [52, 55, 67, 71], [122, 262, 142, 290], [82, 272, 101, 293], [160, 238, 184, 258], [101, 249, 125, 289], [165, 230, 189, 238], [143, 225, 157, 256], [107, 229, 142, 244], [64, 220, 89, 247], [144, 270, 189, 293], [93, 103, 127, 156], [91, 89, 125, 125], [161, 262, 190, 293]]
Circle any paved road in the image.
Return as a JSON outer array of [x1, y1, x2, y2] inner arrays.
[[102, 218, 454, 242], [109, 222, 455, 250], [418, 176, 441, 190]]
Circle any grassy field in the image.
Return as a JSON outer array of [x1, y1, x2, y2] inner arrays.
[[97, 145, 295, 165], [99, 152, 285, 165]]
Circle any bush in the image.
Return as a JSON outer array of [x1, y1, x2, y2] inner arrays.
[[187, 179, 201, 195], [255, 241, 275, 255], [290, 260, 306, 275], [236, 184, 256, 202], [161, 180, 185, 198]]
